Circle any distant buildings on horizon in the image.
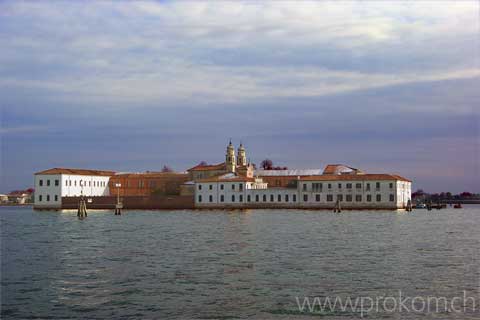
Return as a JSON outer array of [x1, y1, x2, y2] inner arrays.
[[32, 141, 412, 210]]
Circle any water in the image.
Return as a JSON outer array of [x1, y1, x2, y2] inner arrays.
[[1, 207, 479, 319]]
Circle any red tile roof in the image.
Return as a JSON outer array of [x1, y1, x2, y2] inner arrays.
[[300, 174, 411, 182], [323, 164, 360, 174], [113, 172, 188, 178], [35, 168, 115, 176], [187, 162, 226, 171]]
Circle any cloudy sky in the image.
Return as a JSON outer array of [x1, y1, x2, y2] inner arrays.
[[1, 1, 479, 193]]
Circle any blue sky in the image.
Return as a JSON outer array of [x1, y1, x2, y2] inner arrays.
[[1, 1, 479, 193]]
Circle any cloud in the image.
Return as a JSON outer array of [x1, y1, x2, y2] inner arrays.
[[0, 1, 478, 108]]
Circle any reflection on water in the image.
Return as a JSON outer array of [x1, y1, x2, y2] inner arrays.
[[1, 207, 479, 319]]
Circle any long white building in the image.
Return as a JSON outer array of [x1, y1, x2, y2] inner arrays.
[[34, 168, 114, 209], [194, 172, 411, 209]]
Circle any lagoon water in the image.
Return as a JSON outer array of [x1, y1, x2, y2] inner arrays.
[[1, 206, 479, 319]]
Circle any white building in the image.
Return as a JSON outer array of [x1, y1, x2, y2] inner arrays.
[[195, 173, 411, 210], [33, 168, 114, 209]]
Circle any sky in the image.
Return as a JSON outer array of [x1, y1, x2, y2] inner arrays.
[[0, 0, 479, 194]]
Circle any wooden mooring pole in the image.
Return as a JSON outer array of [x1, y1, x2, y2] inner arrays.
[[77, 196, 87, 219], [333, 199, 342, 213]]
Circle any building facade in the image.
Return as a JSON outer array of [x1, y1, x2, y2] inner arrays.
[[34, 168, 114, 209], [195, 173, 411, 210]]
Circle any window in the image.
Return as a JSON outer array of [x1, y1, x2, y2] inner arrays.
[[89, 181, 91, 187], [220, 184, 224, 190], [38, 195, 42, 202], [232, 184, 235, 190], [302, 184, 307, 191], [338, 183, 342, 189], [263, 195, 267, 202], [376, 182, 381, 190], [367, 194, 372, 202], [346, 183, 352, 189], [356, 195, 362, 202], [285, 194, 289, 202], [47, 180, 51, 186], [239, 195, 243, 202], [275, 179, 281, 186], [315, 194, 320, 202], [389, 194, 395, 202], [328, 183, 332, 189], [239, 184, 243, 191], [209, 184, 213, 190], [366, 183, 370, 191], [312, 183, 322, 192], [65, 180, 68, 186], [231, 195, 235, 202], [255, 195, 259, 202], [270, 194, 274, 202], [278, 194, 281, 202], [46, 195, 50, 201], [292, 194, 295, 202], [389, 183, 393, 189], [198, 184, 202, 190], [356, 183, 362, 189], [327, 195, 333, 202], [54, 195, 58, 201], [247, 195, 251, 202], [209, 195, 213, 202], [198, 195, 202, 202], [139, 180, 145, 188], [376, 194, 381, 202], [39, 180, 43, 186], [303, 194, 308, 202], [74, 181, 77, 187], [346, 195, 352, 202], [55, 179, 59, 186], [337, 194, 343, 202], [220, 195, 224, 202]]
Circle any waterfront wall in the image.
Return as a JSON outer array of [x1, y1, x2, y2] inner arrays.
[[56, 195, 195, 210]]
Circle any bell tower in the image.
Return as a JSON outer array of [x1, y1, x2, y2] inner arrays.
[[226, 140, 236, 173], [237, 142, 247, 166]]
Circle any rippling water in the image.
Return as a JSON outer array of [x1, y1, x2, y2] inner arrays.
[[1, 206, 479, 319]]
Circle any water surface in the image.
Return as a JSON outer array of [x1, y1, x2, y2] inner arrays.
[[2, 207, 479, 319]]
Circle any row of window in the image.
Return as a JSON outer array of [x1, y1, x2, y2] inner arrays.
[[198, 193, 298, 203], [38, 179, 59, 187], [198, 183, 244, 191], [198, 193, 395, 203], [198, 182, 395, 192], [38, 179, 106, 188], [65, 180, 106, 187], [37, 195, 59, 202], [303, 182, 393, 191]]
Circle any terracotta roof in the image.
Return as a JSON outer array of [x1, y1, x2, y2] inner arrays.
[[300, 174, 411, 182], [35, 168, 115, 176], [323, 164, 360, 175], [187, 162, 226, 171], [113, 172, 188, 178]]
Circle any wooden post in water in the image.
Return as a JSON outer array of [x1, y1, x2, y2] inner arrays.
[[333, 199, 341, 213], [77, 196, 87, 218]]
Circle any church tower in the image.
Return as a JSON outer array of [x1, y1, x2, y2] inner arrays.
[[237, 143, 247, 166], [226, 140, 236, 173]]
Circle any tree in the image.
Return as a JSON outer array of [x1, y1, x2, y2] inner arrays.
[[198, 161, 208, 166], [261, 159, 273, 170], [161, 165, 174, 173]]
